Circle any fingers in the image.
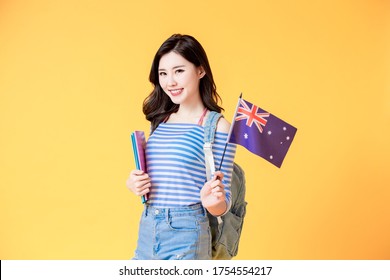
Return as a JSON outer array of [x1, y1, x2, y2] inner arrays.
[[126, 170, 151, 196], [133, 180, 151, 196], [212, 170, 224, 181], [131, 169, 145, 176], [203, 171, 225, 196], [135, 184, 151, 196], [207, 178, 225, 198], [211, 185, 225, 197]]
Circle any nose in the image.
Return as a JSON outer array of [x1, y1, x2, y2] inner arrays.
[[167, 74, 177, 86]]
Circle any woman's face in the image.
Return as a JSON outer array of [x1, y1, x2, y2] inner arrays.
[[158, 51, 204, 106]]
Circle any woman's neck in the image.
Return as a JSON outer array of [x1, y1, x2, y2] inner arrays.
[[168, 104, 207, 124]]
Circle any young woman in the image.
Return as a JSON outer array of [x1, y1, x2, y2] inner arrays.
[[126, 34, 236, 260]]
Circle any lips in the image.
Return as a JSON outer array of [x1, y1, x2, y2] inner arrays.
[[169, 88, 183, 96]]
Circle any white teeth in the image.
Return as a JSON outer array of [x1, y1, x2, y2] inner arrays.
[[170, 89, 182, 94]]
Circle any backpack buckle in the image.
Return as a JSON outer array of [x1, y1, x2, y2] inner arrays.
[[203, 142, 215, 181]]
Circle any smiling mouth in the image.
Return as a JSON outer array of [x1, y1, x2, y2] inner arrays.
[[169, 89, 183, 96]]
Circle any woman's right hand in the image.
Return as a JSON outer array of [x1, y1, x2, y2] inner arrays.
[[126, 170, 151, 197]]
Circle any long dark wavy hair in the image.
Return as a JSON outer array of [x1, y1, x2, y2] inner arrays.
[[143, 34, 224, 132]]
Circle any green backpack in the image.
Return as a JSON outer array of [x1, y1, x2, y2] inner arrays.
[[203, 111, 247, 259]]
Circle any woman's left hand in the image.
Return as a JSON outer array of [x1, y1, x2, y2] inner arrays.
[[200, 171, 227, 215]]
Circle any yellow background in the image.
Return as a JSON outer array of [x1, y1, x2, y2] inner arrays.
[[1, 0, 389, 259]]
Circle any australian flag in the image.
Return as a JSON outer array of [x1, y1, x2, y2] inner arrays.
[[228, 98, 297, 168]]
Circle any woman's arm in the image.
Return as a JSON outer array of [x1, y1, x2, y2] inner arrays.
[[201, 117, 236, 216]]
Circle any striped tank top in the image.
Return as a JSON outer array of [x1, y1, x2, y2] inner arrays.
[[145, 123, 236, 208]]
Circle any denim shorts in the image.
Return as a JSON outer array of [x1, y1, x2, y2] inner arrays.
[[133, 203, 211, 260]]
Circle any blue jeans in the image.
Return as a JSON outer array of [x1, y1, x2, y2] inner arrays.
[[133, 203, 211, 260]]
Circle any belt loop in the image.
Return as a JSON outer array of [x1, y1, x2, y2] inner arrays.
[[202, 205, 208, 217], [144, 205, 149, 217], [166, 208, 170, 223]]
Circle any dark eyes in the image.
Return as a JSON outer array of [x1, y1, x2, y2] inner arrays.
[[158, 69, 184, 76]]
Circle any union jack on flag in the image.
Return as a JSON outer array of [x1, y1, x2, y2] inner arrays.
[[235, 99, 270, 133], [228, 97, 297, 168]]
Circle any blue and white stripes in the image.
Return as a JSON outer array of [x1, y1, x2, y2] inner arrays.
[[146, 123, 236, 208]]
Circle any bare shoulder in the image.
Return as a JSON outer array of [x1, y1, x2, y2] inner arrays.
[[216, 116, 231, 133]]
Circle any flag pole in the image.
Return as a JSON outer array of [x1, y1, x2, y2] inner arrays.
[[218, 93, 243, 171]]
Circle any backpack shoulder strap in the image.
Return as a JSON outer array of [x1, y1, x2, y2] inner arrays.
[[203, 111, 222, 144], [203, 111, 222, 181], [203, 111, 229, 223]]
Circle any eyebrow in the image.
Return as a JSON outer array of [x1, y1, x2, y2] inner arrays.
[[158, 65, 186, 71]]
